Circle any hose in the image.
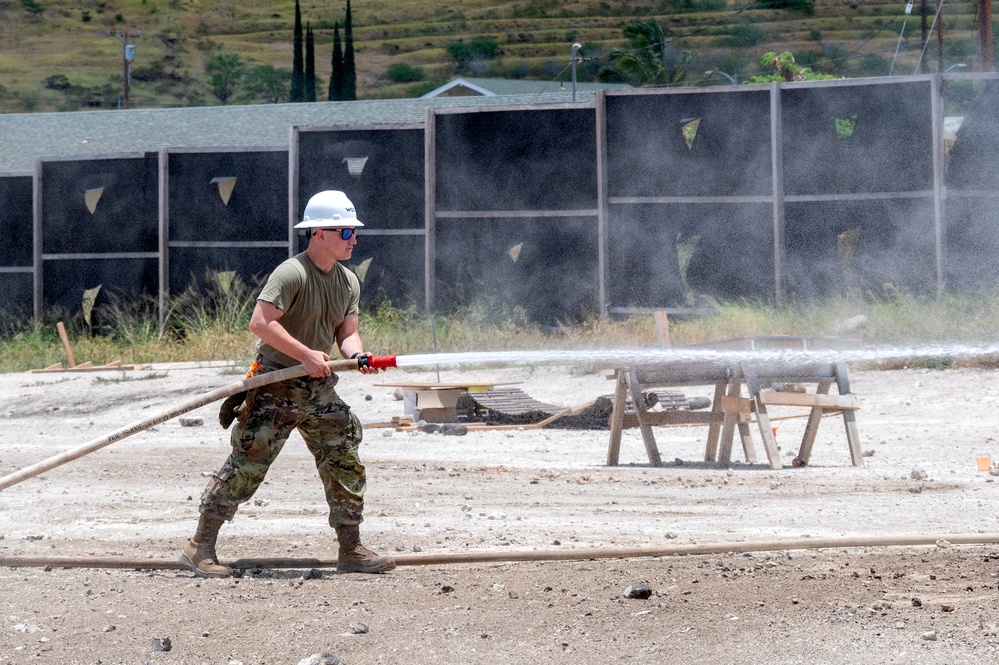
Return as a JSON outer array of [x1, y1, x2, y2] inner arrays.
[[0, 358, 387, 492], [2, 533, 997, 571]]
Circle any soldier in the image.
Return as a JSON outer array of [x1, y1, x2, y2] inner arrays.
[[180, 190, 396, 577]]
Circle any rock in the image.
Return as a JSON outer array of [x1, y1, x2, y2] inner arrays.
[[862, 449, 875, 457], [909, 482, 925, 494], [911, 597, 922, 607], [297, 653, 344, 665], [442, 423, 468, 436], [364, 394, 373, 401], [921, 631, 938, 641], [664, 531, 678, 539], [392, 387, 404, 400], [911, 468, 928, 480], [623, 583, 653, 599], [349, 622, 369, 634], [179, 417, 203, 427], [935, 539, 951, 548], [419, 423, 442, 434], [151, 636, 172, 652]]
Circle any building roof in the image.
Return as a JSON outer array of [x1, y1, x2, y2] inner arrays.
[[420, 77, 632, 98], [0, 91, 597, 173]]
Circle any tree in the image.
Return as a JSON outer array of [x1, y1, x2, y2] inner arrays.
[[343, 0, 357, 101], [290, 0, 304, 102], [241, 65, 291, 104], [744, 51, 837, 82], [305, 23, 317, 102], [600, 20, 690, 87], [329, 21, 345, 100], [205, 53, 245, 104]]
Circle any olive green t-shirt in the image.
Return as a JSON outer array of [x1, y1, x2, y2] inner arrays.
[[254, 252, 360, 368]]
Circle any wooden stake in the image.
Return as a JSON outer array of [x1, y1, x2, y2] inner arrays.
[[56, 321, 76, 368]]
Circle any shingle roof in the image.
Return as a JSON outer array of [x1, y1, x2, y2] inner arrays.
[[0, 92, 596, 172], [421, 77, 632, 97]]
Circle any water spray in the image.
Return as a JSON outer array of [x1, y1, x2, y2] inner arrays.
[[3, 341, 996, 492]]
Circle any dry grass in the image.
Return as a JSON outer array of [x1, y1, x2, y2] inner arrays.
[[10, 289, 999, 374]]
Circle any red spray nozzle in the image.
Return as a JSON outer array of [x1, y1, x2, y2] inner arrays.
[[361, 355, 397, 370]]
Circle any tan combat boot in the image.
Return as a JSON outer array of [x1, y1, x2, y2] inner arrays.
[[179, 514, 230, 578], [335, 525, 397, 574]]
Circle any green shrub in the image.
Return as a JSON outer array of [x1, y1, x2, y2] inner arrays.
[[384, 63, 426, 83]]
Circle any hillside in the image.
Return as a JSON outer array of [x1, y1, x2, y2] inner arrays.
[[0, 0, 989, 113]]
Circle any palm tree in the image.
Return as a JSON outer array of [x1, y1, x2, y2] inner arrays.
[[601, 19, 690, 87]]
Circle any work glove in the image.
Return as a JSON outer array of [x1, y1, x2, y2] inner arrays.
[[219, 361, 259, 429], [218, 391, 247, 429]]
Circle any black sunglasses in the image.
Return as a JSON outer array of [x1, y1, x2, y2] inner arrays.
[[317, 228, 356, 240]]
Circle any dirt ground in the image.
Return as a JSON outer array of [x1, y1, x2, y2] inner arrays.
[[1, 360, 999, 664]]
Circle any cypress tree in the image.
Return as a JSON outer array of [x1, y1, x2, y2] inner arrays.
[[290, 0, 304, 102], [343, 0, 357, 101], [329, 21, 345, 101], [305, 23, 317, 102]]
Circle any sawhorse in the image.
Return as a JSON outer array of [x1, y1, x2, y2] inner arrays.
[[607, 361, 862, 470]]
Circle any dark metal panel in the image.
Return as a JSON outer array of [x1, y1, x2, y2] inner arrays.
[[608, 202, 775, 305], [296, 128, 425, 231], [0, 174, 33, 267], [780, 80, 934, 195], [167, 149, 288, 243], [347, 234, 425, 310], [167, 246, 287, 296], [42, 257, 158, 316], [434, 215, 598, 326], [434, 108, 597, 212], [39, 154, 159, 316], [605, 88, 773, 198], [783, 199, 936, 299], [41, 154, 159, 254]]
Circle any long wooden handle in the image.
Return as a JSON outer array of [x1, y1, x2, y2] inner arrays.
[[0, 359, 362, 492]]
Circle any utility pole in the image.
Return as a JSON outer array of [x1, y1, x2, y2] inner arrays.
[[980, 0, 995, 71], [920, 0, 930, 73], [936, 0, 944, 73], [109, 30, 139, 109]]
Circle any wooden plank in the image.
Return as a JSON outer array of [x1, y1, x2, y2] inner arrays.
[[424, 107, 436, 311], [720, 395, 753, 413], [595, 89, 608, 316], [715, 380, 740, 466], [654, 311, 671, 348], [757, 391, 859, 410], [796, 381, 830, 465], [744, 366, 782, 470], [703, 383, 727, 462], [626, 370, 663, 467], [622, 411, 724, 428], [56, 321, 75, 368], [606, 372, 628, 466], [836, 361, 864, 467]]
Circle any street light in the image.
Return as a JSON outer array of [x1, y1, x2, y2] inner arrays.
[[108, 30, 140, 109]]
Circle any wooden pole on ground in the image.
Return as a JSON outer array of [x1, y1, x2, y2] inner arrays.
[[2, 533, 998, 571]]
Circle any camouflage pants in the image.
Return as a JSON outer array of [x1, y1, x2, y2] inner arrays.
[[200, 363, 366, 527]]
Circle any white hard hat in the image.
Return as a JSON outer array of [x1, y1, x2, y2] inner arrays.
[[295, 190, 364, 229]]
